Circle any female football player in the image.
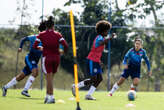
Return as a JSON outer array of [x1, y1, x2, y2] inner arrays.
[[33, 16, 68, 104], [108, 37, 152, 96], [2, 21, 46, 97], [72, 20, 115, 100]]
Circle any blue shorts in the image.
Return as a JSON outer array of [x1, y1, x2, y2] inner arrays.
[[22, 54, 40, 75], [121, 65, 141, 79], [86, 59, 102, 76]]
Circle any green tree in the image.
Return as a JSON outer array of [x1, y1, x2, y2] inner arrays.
[[125, 0, 164, 91], [54, 0, 132, 77]]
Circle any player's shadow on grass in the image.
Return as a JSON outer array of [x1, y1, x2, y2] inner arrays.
[[17, 97, 43, 100], [17, 97, 47, 105]]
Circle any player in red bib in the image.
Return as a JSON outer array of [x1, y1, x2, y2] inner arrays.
[[33, 16, 68, 104], [72, 20, 115, 100]]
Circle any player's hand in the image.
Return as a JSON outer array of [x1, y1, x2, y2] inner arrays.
[[111, 33, 117, 39], [37, 46, 43, 51], [59, 49, 64, 56], [148, 71, 152, 77], [124, 64, 128, 69], [18, 48, 22, 52], [100, 62, 104, 68]]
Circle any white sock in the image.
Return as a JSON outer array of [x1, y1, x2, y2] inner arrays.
[[46, 94, 51, 99], [23, 75, 35, 91], [4, 77, 18, 89], [130, 84, 136, 90], [110, 83, 119, 94], [46, 94, 54, 99], [50, 95, 54, 99], [87, 85, 96, 96], [78, 81, 85, 88]]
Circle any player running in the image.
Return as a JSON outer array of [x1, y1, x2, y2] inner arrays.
[[33, 16, 68, 104], [2, 21, 46, 97], [72, 20, 115, 100], [108, 37, 152, 96]]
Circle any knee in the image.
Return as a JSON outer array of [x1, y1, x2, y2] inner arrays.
[[84, 79, 92, 85], [16, 73, 26, 81], [32, 73, 38, 77], [32, 69, 38, 77], [133, 78, 140, 86]]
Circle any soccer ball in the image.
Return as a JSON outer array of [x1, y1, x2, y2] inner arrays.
[[127, 90, 136, 101]]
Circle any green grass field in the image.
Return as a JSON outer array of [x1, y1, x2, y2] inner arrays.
[[0, 89, 164, 110]]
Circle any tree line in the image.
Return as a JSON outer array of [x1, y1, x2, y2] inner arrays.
[[0, 0, 164, 91]]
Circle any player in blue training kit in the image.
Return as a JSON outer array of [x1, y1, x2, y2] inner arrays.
[[2, 21, 46, 97], [108, 37, 152, 96]]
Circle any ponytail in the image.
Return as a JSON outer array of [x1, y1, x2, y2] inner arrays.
[[46, 16, 54, 29]]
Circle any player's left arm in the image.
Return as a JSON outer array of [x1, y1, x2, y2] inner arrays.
[[95, 35, 104, 48], [143, 50, 152, 76], [19, 36, 29, 52], [101, 33, 116, 45], [59, 37, 68, 53], [33, 34, 42, 50]]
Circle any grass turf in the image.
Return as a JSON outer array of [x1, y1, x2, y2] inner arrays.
[[0, 89, 164, 110]]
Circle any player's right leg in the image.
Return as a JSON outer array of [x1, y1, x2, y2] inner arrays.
[[21, 63, 33, 97], [72, 59, 94, 97], [108, 77, 126, 96], [2, 72, 26, 97], [21, 68, 38, 97], [108, 69, 129, 96], [72, 78, 92, 96], [21, 55, 39, 97], [85, 61, 103, 100], [44, 72, 55, 104], [85, 74, 103, 100], [43, 56, 57, 104]]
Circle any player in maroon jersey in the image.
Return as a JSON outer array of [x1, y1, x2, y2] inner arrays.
[[33, 16, 68, 104]]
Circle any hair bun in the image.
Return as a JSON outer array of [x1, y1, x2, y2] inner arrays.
[[48, 16, 53, 21]]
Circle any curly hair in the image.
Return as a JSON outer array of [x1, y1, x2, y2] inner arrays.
[[95, 20, 112, 34]]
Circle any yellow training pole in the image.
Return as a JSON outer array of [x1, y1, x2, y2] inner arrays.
[[70, 10, 81, 110]]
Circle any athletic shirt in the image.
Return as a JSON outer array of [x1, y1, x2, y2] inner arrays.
[[87, 35, 105, 63], [33, 29, 68, 57], [19, 35, 42, 57], [123, 48, 151, 71]]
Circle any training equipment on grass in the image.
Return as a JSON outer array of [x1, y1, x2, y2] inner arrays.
[[127, 90, 136, 101], [126, 103, 136, 108], [56, 99, 65, 104], [70, 10, 82, 110]]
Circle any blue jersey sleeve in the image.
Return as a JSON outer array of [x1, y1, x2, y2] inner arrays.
[[123, 49, 131, 65], [19, 36, 29, 48], [38, 42, 42, 46], [143, 50, 151, 71], [95, 35, 104, 48]]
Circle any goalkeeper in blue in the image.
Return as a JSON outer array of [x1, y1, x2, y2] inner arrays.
[[108, 37, 152, 96], [2, 21, 46, 97]]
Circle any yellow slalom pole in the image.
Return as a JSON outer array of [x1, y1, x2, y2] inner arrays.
[[70, 10, 81, 110]]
